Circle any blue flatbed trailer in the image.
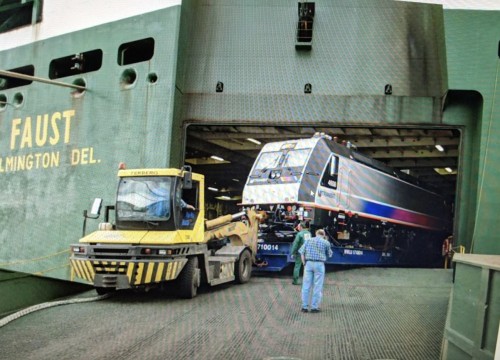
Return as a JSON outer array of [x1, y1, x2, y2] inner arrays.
[[254, 241, 398, 272]]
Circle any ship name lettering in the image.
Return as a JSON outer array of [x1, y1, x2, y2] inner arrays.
[[10, 110, 75, 150]]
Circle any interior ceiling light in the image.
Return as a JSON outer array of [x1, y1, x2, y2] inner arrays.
[[210, 155, 224, 162], [434, 168, 457, 175], [232, 178, 240, 182], [435, 144, 444, 152], [246, 138, 261, 145], [434, 167, 457, 176], [208, 187, 219, 192], [215, 195, 242, 201]]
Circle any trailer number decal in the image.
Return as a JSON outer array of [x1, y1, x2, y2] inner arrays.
[[343, 249, 363, 255], [258, 244, 279, 251]]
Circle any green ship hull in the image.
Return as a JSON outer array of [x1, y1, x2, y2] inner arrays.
[[0, 0, 499, 306]]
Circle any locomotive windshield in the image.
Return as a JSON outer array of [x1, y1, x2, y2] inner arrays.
[[116, 176, 173, 222], [253, 148, 311, 171]]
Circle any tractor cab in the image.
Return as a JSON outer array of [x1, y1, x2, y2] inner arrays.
[[114, 167, 202, 231]]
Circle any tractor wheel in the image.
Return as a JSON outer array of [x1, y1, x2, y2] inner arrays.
[[235, 249, 252, 284], [177, 256, 200, 299]]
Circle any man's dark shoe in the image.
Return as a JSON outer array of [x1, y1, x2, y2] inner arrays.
[[301, 308, 308, 313], [310, 309, 320, 313], [292, 281, 301, 285]]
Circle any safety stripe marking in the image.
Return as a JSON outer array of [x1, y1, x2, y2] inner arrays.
[[145, 262, 155, 284], [70, 260, 81, 279], [135, 263, 145, 285], [74, 260, 86, 281], [83, 261, 95, 280], [155, 262, 165, 283], [171, 261, 179, 280], [163, 262, 170, 280], [166, 262, 173, 280], [70, 260, 80, 278], [72, 260, 185, 284], [141, 263, 149, 284], [70, 260, 94, 282], [127, 262, 135, 282]]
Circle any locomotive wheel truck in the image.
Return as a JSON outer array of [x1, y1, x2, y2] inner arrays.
[[70, 166, 261, 298]]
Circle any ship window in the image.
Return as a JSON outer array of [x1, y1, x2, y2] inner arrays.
[[320, 155, 339, 190], [0, 65, 34, 90], [0, 94, 6, 110], [49, 49, 103, 79], [0, 0, 42, 33], [118, 38, 155, 65]]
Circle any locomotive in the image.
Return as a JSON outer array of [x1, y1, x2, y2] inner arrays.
[[242, 133, 452, 269]]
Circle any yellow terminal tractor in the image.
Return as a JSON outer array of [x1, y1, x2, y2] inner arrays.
[[70, 166, 261, 298]]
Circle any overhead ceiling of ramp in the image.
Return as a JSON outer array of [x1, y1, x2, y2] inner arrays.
[[185, 125, 459, 202]]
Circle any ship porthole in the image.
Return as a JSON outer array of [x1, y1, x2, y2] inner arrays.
[[72, 78, 87, 97], [13, 92, 24, 108], [147, 72, 158, 84], [0, 94, 6, 111], [120, 68, 137, 89]]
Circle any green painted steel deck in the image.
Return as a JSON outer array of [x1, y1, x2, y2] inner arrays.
[[0, 268, 453, 360]]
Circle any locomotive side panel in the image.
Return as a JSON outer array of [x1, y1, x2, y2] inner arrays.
[[332, 157, 450, 231]]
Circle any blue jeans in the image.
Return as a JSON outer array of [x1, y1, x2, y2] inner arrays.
[[301, 260, 325, 310]]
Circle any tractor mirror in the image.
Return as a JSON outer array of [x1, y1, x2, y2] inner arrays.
[[183, 171, 193, 189], [90, 198, 103, 216]]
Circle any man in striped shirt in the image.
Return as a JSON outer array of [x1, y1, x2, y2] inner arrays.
[[298, 229, 333, 313]]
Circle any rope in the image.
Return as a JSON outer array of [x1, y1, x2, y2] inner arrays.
[[33, 262, 70, 276], [0, 249, 70, 267], [0, 292, 112, 328]]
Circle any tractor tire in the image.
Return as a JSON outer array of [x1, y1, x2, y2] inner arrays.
[[235, 249, 252, 284], [177, 256, 200, 299]]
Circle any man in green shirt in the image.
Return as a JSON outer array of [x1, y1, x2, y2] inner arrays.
[[290, 221, 311, 285]]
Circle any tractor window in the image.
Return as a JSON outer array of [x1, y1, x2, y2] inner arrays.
[[177, 180, 200, 229], [116, 176, 173, 222]]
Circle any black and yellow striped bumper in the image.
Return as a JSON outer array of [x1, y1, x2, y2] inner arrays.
[[70, 258, 188, 288]]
